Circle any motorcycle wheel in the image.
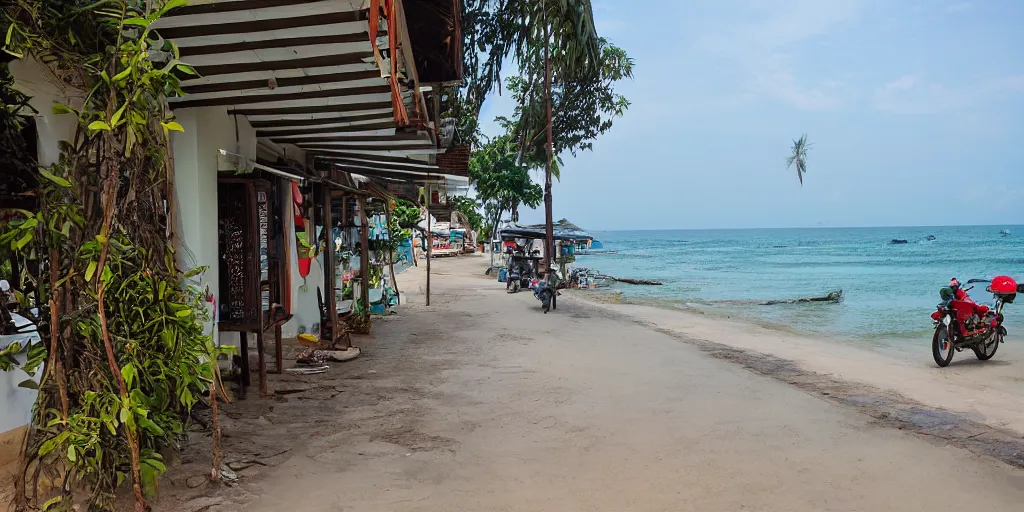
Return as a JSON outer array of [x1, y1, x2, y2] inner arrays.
[[973, 331, 1001, 360], [932, 325, 955, 367]]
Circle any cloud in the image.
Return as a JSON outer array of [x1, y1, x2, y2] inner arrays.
[[873, 74, 1024, 114], [945, 2, 972, 13], [695, 0, 862, 111]]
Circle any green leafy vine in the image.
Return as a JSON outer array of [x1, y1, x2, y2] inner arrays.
[[0, 1, 228, 511]]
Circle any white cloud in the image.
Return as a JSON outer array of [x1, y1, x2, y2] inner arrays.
[[873, 74, 1024, 114], [694, 0, 862, 111]]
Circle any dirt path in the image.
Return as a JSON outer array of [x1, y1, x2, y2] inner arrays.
[[158, 256, 1024, 512]]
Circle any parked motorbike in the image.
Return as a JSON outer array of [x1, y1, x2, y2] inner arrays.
[[529, 278, 553, 313], [930, 276, 1021, 367]]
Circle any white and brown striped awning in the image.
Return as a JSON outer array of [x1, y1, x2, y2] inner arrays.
[[156, 0, 455, 181]]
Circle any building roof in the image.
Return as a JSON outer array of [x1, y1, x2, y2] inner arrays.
[[156, 0, 463, 184]]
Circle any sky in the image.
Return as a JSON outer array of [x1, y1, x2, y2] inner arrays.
[[474, 0, 1024, 230]]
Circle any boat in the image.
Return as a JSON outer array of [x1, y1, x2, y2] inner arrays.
[[1000, 229, 1011, 237], [890, 239, 909, 245]]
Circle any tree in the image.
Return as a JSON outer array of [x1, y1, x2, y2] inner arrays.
[[787, 134, 812, 186], [503, 39, 633, 177], [469, 134, 543, 241], [458, 0, 632, 271], [449, 195, 485, 234]]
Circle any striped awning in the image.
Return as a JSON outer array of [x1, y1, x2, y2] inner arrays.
[[156, 0, 446, 174]]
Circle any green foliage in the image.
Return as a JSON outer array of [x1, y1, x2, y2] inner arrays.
[[460, 0, 602, 116], [0, 1, 220, 510], [449, 196, 484, 233], [503, 39, 633, 175], [469, 134, 543, 237], [458, 1, 631, 172], [787, 134, 812, 186]]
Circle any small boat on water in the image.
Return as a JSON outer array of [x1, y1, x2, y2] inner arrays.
[[890, 239, 909, 245], [1000, 229, 1011, 237]]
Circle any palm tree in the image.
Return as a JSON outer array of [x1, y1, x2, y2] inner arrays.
[[787, 134, 812, 186]]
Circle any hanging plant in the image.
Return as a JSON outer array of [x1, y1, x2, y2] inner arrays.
[[0, 1, 231, 511]]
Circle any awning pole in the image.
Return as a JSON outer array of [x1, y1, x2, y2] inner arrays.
[[426, 187, 432, 307]]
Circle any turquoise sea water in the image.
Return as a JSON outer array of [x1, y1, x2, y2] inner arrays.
[[577, 226, 1024, 346]]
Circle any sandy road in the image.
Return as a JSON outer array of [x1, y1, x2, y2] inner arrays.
[[159, 255, 1024, 512]]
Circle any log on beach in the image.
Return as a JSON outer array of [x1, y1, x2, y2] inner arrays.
[[761, 290, 843, 305], [608, 276, 663, 286]]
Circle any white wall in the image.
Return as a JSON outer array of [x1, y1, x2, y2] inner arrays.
[[171, 107, 258, 348], [173, 114, 326, 344], [9, 57, 79, 167]]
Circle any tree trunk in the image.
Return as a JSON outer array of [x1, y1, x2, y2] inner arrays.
[[543, 12, 554, 274]]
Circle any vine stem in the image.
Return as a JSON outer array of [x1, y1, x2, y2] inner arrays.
[[209, 378, 222, 482], [95, 143, 146, 512]]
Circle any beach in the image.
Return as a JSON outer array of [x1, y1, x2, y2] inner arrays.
[[573, 288, 1024, 437], [155, 254, 1024, 512]]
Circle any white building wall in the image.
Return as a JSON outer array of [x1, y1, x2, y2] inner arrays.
[[171, 107, 258, 349]]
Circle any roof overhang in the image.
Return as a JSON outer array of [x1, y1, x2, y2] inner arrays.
[[156, 0, 439, 164]]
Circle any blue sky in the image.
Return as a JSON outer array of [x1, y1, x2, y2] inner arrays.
[[475, 0, 1024, 230]]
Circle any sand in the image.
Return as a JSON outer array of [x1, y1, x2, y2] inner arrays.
[[153, 255, 1024, 512]]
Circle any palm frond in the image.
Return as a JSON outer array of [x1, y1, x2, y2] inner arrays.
[[786, 133, 811, 186]]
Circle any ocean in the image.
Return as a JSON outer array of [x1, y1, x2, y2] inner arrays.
[[576, 226, 1024, 350]]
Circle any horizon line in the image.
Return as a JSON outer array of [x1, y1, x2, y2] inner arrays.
[[575, 223, 1023, 233]]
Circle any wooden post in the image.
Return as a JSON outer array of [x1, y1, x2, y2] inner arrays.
[[238, 331, 250, 388], [322, 184, 337, 339], [358, 195, 371, 319], [425, 191, 432, 307], [255, 330, 267, 398], [274, 325, 283, 374]]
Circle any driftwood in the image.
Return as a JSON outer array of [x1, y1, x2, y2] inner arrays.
[[712, 290, 843, 307], [761, 290, 843, 305], [606, 276, 663, 286]]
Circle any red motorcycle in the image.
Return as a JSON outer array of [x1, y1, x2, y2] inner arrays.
[[931, 276, 1021, 367]]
